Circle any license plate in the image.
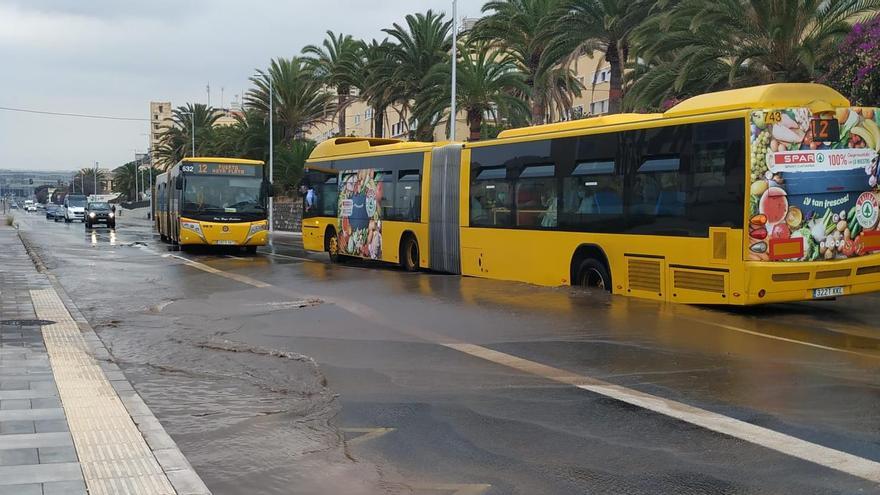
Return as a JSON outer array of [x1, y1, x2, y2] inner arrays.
[[215, 240, 236, 245], [813, 286, 844, 299]]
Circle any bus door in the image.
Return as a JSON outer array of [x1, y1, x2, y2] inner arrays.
[[429, 144, 463, 274]]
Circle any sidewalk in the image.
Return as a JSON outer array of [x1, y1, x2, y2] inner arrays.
[[0, 225, 210, 494]]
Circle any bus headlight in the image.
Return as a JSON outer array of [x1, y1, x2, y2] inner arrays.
[[248, 222, 268, 236], [181, 221, 203, 235]]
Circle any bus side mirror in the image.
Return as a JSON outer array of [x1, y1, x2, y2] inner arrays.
[[175, 176, 183, 190], [262, 181, 274, 198]]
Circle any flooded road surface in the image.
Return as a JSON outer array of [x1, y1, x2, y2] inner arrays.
[[13, 212, 880, 494]]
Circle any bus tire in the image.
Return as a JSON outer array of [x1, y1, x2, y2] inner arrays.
[[575, 258, 611, 291], [326, 227, 343, 263], [400, 234, 419, 272]]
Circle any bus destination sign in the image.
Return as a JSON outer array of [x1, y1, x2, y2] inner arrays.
[[181, 163, 260, 176]]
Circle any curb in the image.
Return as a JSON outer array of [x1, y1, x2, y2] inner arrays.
[[17, 231, 212, 495]]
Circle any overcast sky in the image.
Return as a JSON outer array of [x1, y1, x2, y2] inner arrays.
[[0, 0, 482, 171]]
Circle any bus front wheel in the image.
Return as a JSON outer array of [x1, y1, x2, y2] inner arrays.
[[400, 235, 419, 272], [326, 228, 342, 263], [575, 258, 610, 291]]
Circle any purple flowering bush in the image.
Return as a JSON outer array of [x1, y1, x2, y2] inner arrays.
[[824, 17, 880, 105]]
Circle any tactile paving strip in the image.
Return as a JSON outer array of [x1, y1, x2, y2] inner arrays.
[[30, 288, 176, 495]]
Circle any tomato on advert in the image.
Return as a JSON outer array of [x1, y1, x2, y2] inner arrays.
[[854, 237, 865, 257], [770, 223, 790, 240], [841, 238, 855, 257]]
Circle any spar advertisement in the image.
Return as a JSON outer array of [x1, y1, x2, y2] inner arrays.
[[748, 107, 880, 261], [337, 169, 383, 259]]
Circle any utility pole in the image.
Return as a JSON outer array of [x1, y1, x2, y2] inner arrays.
[[450, 0, 457, 141], [148, 148, 153, 220], [269, 75, 274, 239], [135, 156, 140, 201], [94, 161, 98, 197]]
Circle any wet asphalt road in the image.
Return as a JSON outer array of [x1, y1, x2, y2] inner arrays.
[[11, 211, 880, 494]]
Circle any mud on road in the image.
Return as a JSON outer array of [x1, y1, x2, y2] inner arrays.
[[18, 224, 388, 495]]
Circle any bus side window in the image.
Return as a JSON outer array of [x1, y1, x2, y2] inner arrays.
[[515, 165, 557, 228], [633, 156, 683, 217], [320, 175, 338, 217], [376, 170, 395, 219], [394, 170, 420, 221], [471, 167, 512, 227], [561, 160, 620, 219], [690, 119, 744, 229]]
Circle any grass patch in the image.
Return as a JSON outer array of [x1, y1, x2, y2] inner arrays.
[[4, 215, 13, 226]]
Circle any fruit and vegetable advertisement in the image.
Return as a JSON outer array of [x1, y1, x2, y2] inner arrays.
[[337, 169, 383, 259], [749, 107, 880, 261]]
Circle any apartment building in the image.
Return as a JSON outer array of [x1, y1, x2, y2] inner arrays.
[[149, 102, 172, 151]]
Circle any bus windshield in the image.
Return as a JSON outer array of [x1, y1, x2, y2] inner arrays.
[[182, 175, 264, 213]]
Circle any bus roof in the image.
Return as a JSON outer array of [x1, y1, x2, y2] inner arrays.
[[181, 157, 264, 165], [496, 113, 662, 139], [663, 83, 849, 117], [308, 137, 434, 161], [495, 83, 849, 140]]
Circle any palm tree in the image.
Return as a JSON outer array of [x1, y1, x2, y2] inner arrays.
[[303, 31, 361, 137], [380, 10, 453, 140], [233, 109, 271, 161], [76, 167, 107, 196], [627, 0, 880, 109], [416, 42, 530, 141], [153, 103, 219, 169], [359, 39, 399, 138], [471, 0, 580, 125], [548, 0, 654, 114], [245, 57, 336, 143], [274, 140, 317, 192], [112, 161, 138, 201]]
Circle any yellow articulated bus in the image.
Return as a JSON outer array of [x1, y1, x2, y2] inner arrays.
[[303, 83, 880, 305], [154, 157, 271, 253]]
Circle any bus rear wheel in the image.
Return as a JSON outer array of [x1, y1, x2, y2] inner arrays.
[[400, 235, 419, 272], [575, 258, 610, 291]]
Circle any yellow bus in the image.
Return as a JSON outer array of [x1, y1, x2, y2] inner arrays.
[[303, 84, 880, 305], [154, 157, 271, 253]]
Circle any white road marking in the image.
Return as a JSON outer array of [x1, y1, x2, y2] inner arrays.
[[341, 427, 395, 446], [444, 342, 880, 484], [165, 254, 271, 288], [263, 252, 315, 262], [680, 315, 880, 360], [409, 482, 492, 495]]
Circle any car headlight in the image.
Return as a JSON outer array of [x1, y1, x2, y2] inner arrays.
[[109, 212, 115, 218], [248, 222, 268, 236], [181, 221, 203, 235], [89, 212, 96, 218]]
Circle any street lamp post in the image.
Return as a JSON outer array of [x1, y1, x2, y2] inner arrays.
[[148, 149, 153, 220], [450, 0, 457, 141], [94, 161, 98, 197], [254, 72, 274, 240]]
